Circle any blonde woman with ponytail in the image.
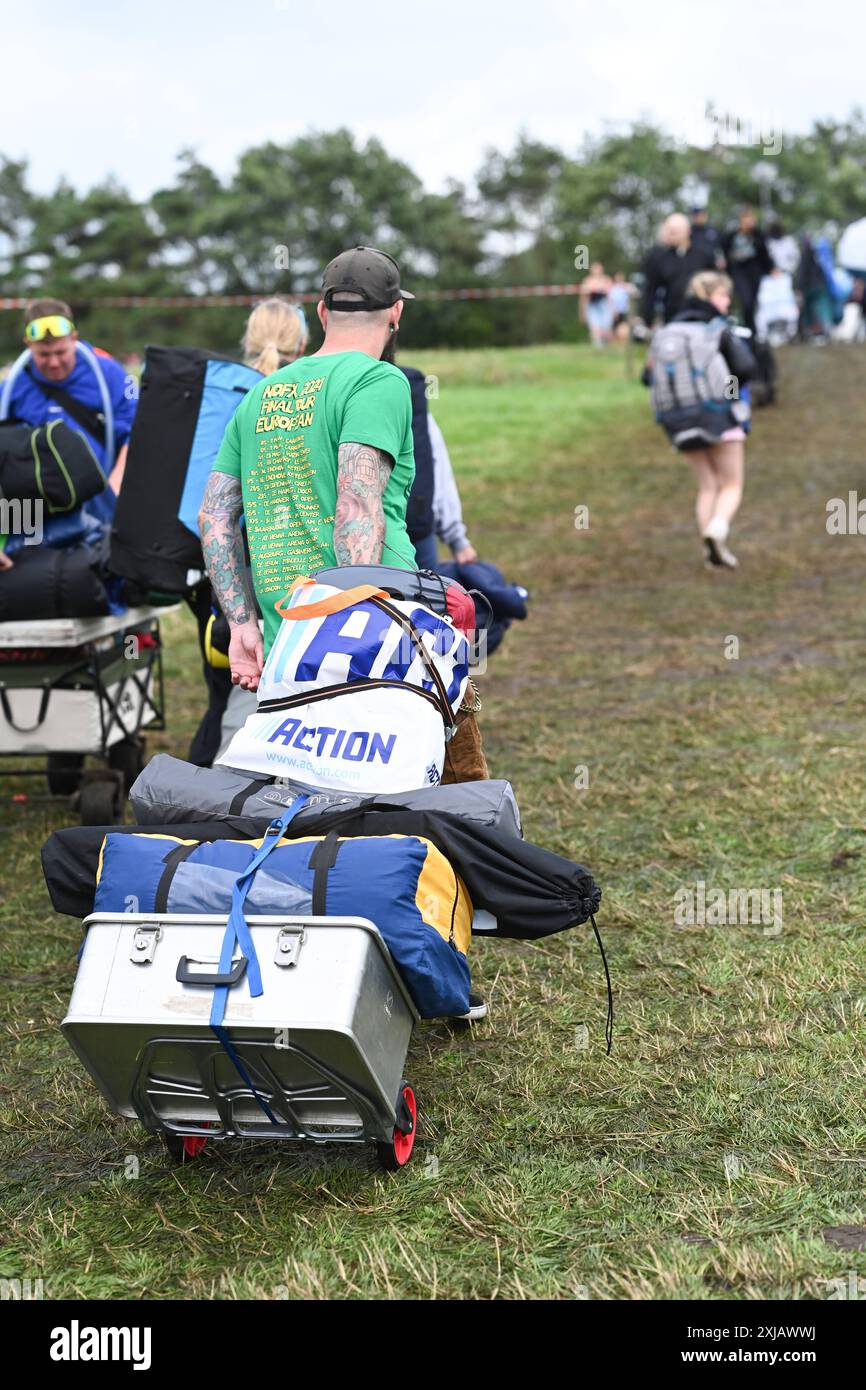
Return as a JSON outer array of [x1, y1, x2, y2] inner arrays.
[[648, 271, 758, 568], [192, 298, 308, 766], [242, 298, 309, 375]]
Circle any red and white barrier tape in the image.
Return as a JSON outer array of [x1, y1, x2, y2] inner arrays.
[[0, 284, 583, 311]]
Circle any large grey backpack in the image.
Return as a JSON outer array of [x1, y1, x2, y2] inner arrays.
[[651, 318, 740, 449]]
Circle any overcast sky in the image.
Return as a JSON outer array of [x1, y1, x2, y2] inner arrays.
[[2, 0, 863, 198]]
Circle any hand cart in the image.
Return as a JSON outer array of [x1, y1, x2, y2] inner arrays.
[[62, 912, 420, 1171], [0, 606, 177, 824]]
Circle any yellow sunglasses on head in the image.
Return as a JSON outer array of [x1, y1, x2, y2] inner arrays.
[[25, 314, 75, 342]]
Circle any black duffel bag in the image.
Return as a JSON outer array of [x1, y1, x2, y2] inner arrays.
[[0, 420, 107, 511]]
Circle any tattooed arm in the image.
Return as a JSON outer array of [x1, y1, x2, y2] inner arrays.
[[198, 471, 263, 690], [333, 442, 392, 566]]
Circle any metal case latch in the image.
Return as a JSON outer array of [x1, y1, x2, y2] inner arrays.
[[130, 924, 162, 965], [274, 927, 304, 967]]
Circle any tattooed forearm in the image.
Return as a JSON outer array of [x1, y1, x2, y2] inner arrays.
[[198, 472, 257, 625], [333, 442, 392, 566]]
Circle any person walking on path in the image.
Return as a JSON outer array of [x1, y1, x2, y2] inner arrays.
[[192, 297, 310, 765], [579, 262, 614, 347], [648, 271, 757, 569], [638, 214, 717, 329], [199, 247, 417, 687], [722, 206, 774, 334]]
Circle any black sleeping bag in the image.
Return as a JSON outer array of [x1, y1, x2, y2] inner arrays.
[[0, 420, 106, 509], [287, 803, 601, 941], [41, 804, 601, 938], [0, 544, 110, 621], [42, 821, 249, 919]]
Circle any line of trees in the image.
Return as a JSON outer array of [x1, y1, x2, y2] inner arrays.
[[2, 112, 866, 356]]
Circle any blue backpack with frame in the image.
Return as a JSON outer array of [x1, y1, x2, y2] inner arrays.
[[109, 345, 262, 593]]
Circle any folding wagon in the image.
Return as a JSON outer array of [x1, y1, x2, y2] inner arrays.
[[0, 605, 174, 823]]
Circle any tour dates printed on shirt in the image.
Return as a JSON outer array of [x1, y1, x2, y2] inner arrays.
[[246, 376, 330, 602]]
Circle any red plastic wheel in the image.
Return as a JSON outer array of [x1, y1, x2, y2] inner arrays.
[[377, 1083, 417, 1171], [182, 1136, 208, 1158]]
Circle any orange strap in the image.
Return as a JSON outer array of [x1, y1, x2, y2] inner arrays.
[[274, 578, 390, 621]]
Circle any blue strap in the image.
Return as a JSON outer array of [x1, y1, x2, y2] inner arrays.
[[208, 794, 309, 1124], [212, 1024, 279, 1125], [211, 857, 266, 1018], [209, 794, 309, 1028]]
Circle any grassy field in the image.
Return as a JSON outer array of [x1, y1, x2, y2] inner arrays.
[[2, 342, 866, 1300]]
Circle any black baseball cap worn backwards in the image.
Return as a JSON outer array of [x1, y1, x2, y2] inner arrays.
[[321, 246, 415, 311]]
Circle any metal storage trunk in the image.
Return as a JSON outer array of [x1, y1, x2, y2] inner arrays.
[[62, 913, 419, 1148]]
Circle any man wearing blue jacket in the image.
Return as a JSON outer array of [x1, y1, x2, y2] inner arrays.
[[3, 298, 138, 511]]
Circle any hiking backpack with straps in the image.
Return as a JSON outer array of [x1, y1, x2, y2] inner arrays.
[[219, 577, 470, 794], [109, 345, 262, 593], [650, 318, 743, 449]]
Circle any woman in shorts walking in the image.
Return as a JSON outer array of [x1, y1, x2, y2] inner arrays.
[[649, 271, 757, 568]]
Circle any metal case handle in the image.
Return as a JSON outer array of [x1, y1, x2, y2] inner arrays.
[[176, 955, 248, 986]]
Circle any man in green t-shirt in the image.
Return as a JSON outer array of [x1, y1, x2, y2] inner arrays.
[[199, 246, 417, 688]]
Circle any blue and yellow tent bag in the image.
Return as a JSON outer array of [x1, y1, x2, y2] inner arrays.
[[94, 830, 472, 1019]]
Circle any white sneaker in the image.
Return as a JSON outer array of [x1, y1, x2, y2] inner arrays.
[[457, 993, 488, 1022], [703, 517, 738, 568]]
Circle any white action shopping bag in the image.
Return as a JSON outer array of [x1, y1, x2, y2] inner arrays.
[[219, 579, 470, 793]]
